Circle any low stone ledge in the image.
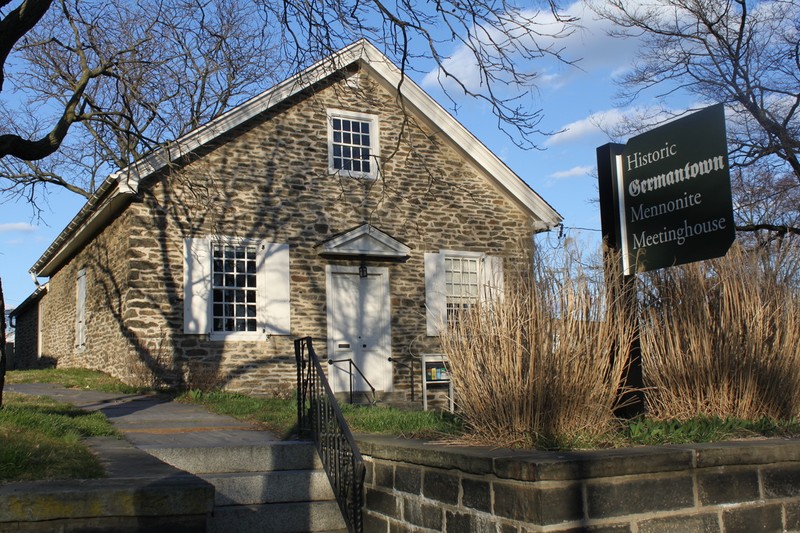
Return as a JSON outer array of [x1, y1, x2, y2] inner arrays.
[[0, 437, 214, 533], [357, 435, 800, 532], [685, 438, 800, 468], [357, 435, 800, 482], [355, 435, 697, 482]]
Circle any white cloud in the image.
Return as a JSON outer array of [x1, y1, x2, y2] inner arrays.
[[422, 1, 647, 94], [546, 108, 625, 146], [546, 104, 689, 147], [0, 222, 36, 234], [549, 165, 593, 179]]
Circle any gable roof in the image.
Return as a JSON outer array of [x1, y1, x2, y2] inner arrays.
[[31, 39, 561, 278]]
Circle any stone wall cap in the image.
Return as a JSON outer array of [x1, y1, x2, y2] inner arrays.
[[356, 435, 800, 482]]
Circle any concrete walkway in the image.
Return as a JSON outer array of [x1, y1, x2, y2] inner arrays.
[[7, 382, 280, 448], [6, 382, 281, 485], [2, 383, 347, 532]]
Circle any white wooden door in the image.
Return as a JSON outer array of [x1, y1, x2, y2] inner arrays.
[[326, 266, 392, 393]]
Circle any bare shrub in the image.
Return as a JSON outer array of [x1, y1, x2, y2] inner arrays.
[[439, 245, 636, 448], [184, 360, 222, 392], [123, 329, 175, 390], [639, 244, 800, 420]]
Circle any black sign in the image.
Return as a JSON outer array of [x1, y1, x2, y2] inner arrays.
[[612, 104, 735, 274]]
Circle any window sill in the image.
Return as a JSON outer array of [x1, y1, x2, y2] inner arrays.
[[330, 168, 378, 180], [208, 332, 265, 342]]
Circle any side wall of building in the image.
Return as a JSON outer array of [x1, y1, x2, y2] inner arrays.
[[38, 207, 155, 383], [10, 300, 39, 369]]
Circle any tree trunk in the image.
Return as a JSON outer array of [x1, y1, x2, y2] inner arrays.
[[0, 279, 6, 409], [0, 277, 6, 408]]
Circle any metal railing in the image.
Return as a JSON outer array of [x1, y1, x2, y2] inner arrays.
[[295, 337, 365, 533], [328, 357, 377, 405]]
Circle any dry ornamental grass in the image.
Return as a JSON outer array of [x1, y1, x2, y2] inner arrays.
[[639, 244, 800, 421], [440, 241, 800, 448], [440, 245, 636, 448]]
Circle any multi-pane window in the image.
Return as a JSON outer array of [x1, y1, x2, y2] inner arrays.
[[444, 257, 479, 324], [212, 243, 257, 332], [328, 110, 377, 176]]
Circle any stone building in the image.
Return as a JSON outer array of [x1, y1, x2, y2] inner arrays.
[[12, 40, 561, 402]]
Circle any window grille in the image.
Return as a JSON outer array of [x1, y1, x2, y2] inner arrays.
[[445, 257, 479, 325], [212, 243, 258, 332], [331, 117, 372, 173]]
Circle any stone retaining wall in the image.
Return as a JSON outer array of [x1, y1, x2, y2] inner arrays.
[[0, 437, 213, 533], [356, 435, 800, 532]]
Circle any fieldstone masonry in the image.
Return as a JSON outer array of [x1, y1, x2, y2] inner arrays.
[[15, 65, 538, 401], [356, 435, 800, 532]]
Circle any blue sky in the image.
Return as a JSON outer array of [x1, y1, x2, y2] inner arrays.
[[0, 1, 674, 309]]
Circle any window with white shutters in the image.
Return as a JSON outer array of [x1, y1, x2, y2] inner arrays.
[[183, 238, 291, 339]]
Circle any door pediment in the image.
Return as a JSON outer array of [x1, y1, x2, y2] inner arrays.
[[319, 224, 411, 260]]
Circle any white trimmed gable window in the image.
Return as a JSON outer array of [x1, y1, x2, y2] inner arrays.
[[327, 110, 378, 177], [424, 251, 503, 335], [184, 237, 290, 339]]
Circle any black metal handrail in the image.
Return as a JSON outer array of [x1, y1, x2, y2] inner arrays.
[[328, 357, 377, 405], [295, 337, 365, 533]]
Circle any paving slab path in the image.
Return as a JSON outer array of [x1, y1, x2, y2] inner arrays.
[[7, 382, 280, 447], [4, 383, 349, 532]]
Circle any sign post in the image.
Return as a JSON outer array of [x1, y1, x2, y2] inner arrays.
[[598, 104, 736, 416]]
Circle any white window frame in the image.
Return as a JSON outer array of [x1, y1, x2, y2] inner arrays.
[[443, 254, 481, 326], [75, 268, 87, 351], [183, 237, 291, 340], [327, 109, 379, 178], [210, 239, 261, 337], [424, 250, 504, 336]]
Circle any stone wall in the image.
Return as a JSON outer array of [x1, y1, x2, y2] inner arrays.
[[10, 309, 35, 369], [9, 288, 46, 369], [38, 205, 168, 385], [35, 65, 537, 397], [357, 435, 800, 532]]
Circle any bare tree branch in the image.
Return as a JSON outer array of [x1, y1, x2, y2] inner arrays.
[[0, 0, 53, 91], [0, 0, 282, 203], [1, 0, 579, 207], [592, 0, 800, 245]]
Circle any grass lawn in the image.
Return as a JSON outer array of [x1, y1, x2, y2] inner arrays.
[[0, 392, 118, 482], [6, 368, 145, 393], [178, 389, 463, 440], [5, 368, 800, 453]]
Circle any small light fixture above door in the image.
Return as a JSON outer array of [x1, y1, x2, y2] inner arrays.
[[359, 260, 368, 278]]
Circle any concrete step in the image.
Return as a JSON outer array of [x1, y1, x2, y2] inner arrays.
[[200, 470, 335, 506], [209, 500, 347, 533], [138, 440, 348, 533], [140, 441, 321, 474]]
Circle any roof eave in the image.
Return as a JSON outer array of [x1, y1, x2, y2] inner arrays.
[[356, 45, 563, 227], [33, 187, 135, 278]]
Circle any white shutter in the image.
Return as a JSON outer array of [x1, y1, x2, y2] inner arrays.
[[482, 255, 504, 302], [183, 238, 212, 334], [259, 242, 291, 335], [75, 269, 87, 348], [424, 252, 446, 336]]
